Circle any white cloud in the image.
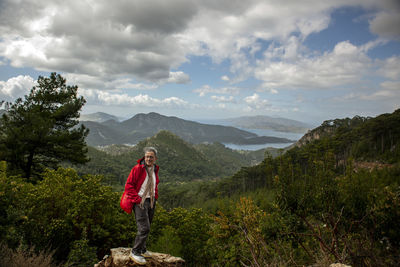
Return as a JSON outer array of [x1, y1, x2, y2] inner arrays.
[[64, 73, 159, 91], [0, 0, 195, 83], [211, 95, 236, 103], [380, 81, 400, 91], [0, 0, 399, 123], [377, 56, 400, 80], [221, 75, 230, 81], [164, 71, 191, 84], [193, 85, 240, 97], [1, 0, 394, 86], [255, 41, 372, 89], [244, 93, 270, 110], [80, 89, 189, 108], [0, 75, 36, 101]]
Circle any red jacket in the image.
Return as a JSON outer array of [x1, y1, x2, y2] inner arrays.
[[120, 157, 160, 213]]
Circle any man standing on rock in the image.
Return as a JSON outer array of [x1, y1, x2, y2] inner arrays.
[[120, 147, 160, 265]]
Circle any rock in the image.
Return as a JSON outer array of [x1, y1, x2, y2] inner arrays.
[[329, 264, 351, 267], [94, 247, 185, 267]]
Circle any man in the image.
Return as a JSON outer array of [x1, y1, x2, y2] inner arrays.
[[120, 147, 160, 265]]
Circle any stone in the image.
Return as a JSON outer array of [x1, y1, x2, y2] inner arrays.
[[94, 247, 185, 267]]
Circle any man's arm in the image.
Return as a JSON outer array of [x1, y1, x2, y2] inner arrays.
[[124, 167, 142, 204]]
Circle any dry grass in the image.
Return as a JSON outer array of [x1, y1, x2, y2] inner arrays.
[[0, 244, 61, 267]]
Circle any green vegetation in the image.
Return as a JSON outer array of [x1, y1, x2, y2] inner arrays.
[[0, 73, 88, 181], [1, 75, 399, 266], [70, 130, 269, 187]]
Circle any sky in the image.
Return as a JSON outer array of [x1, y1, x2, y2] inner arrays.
[[0, 0, 399, 125]]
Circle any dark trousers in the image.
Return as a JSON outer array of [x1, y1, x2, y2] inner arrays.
[[132, 198, 156, 255]]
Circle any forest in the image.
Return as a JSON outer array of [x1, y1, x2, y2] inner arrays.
[[1, 74, 399, 266]]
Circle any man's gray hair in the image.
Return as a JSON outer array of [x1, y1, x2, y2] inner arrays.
[[144, 146, 158, 156]]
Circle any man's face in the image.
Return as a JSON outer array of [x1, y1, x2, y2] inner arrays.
[[144, 151, 156, 167]]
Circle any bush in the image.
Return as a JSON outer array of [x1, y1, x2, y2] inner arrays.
[[0, 243, 60, 267]]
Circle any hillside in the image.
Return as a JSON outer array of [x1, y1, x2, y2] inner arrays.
[[80, 112, 120, 122], [80, 112, 294, 146], [157, 109, 400, 265], [71, 130, 268, 185], [295, 109, 400, 163], [3, 110, 399, 267], [164, 109, 400, 210], [225, 115, 311, 133]]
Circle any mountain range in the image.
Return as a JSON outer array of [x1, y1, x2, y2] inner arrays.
[[79, 112, 296, 147], [224, 115, 312, 133], [71, 130, 270, 184], [79, 112, 120, 122]]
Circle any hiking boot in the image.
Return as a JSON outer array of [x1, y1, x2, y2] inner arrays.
[[129, 251, 146, 265], [141, 250, 153, 258]]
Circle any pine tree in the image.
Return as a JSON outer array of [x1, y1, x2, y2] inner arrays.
[[0, 73, 89, 180]]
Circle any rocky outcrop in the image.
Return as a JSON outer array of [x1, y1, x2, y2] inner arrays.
[[295, 126, 336, 147], [94, 248, 185, 267]]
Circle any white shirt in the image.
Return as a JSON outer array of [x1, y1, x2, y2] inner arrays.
[[138, 168, 156, 198]]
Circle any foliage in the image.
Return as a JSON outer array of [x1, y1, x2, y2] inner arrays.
[[0, 243, 61, 267], [209, 197, 283, 266], [0, 164, 213, 266], [299, 109, 400, 164], [70, 130, 267, 186], [149, 206, 212, 265], [0, 166, 136, 263], [1, 105, 400, 266], [66, 236, 98, 267], [0, 73, 89, 180], [149, 225, 183, 257]]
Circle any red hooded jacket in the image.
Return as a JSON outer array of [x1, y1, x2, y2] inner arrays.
[[120, 157, 160, 213]]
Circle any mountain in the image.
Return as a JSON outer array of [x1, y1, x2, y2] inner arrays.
[[225, 115, 312, 133], [80, 121, 125, 146], [80, 112, 120, 123], [71, 130, 267, 184], [295, 115, 370, 148], [295, 109, 400, 163], [81, 112, 294, 146], [162, 109, 400, 210]]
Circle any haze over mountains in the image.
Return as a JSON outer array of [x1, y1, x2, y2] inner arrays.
[[79, 112, 120, 123], [79, 112, 304, 147], [224, 115, 312, 133]]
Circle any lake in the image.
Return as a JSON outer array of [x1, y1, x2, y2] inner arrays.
[[195, 119, 306, 151]]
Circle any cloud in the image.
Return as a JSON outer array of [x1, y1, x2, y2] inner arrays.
[[0, 0, 398, 100], [380, 81, 400, 91], [193, 85, 240, 97], [370, 10, 400, 40], [211, 95, 236, 103], [164, 71, 191, 84], [64, 73, 159, 91], [255, 41, 372, 89], [244, 93, 270, 111], [0, 0, 195, 83], [221, 75, 230, 81], [80, 88, 189, 108], [377, 56, 400, 80], [0, 75, 35, 101], [363, 81, 400, 100]]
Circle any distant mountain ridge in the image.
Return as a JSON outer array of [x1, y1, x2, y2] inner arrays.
[[71, 130, 269, 184], [80, 112, 295, 147], [225, 115, 312, 133], [80, 112, 120, 123]]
